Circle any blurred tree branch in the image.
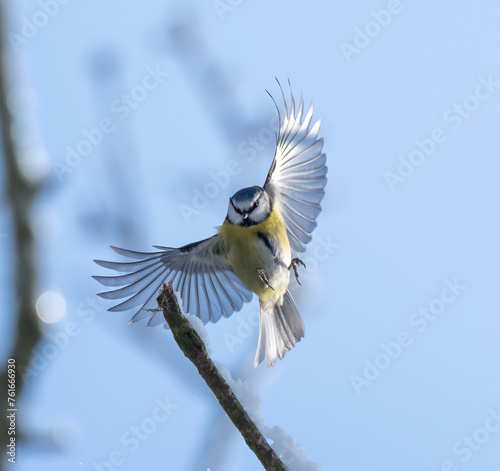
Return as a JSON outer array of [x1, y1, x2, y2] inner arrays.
[[0, 2, 42, 468], [157, 283, 288, 471]]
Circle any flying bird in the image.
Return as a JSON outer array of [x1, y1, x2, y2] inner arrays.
[[94, 85, 327, 366]]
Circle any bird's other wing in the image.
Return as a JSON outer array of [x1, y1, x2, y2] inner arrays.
[[264, 84, 327, 256], [93, 235, 253, 327]]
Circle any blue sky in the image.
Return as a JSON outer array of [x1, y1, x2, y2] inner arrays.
[[1, 0, 500, 470]]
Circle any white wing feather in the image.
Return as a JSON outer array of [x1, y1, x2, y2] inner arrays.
[[93, 236, 253, 326], [264, 87, 327, 255]]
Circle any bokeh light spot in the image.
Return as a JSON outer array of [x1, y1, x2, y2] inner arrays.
[[36, 291, 66, 324]]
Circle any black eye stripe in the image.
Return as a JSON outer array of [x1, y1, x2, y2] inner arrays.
[[230, 198, 242, 214]]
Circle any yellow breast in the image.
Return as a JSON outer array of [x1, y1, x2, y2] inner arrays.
[[217, 207, 291, 298]]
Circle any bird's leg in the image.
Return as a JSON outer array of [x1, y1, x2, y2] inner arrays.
[[288, 258, 306, 285], [256, 268, 274, 291]]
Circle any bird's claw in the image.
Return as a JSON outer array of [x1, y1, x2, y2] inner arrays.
[[288, 258, 306, 285], [256, 268, 274, 290]]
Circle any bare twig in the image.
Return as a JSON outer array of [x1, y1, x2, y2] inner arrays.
[[157, 283, 288, 471]]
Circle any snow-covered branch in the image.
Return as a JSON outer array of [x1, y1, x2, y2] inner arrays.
[[156, 282, 288, 471]]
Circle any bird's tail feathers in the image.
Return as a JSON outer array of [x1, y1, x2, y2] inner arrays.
[[254, 290, 305, 367]]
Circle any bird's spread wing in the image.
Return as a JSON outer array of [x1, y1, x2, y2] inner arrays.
[[264, 86, 327, 256], [93, 236, 253, 326]]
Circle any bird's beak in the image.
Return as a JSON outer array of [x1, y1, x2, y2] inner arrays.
[[242, 212, 248, 220]]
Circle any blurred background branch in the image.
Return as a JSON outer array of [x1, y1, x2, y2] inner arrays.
[[0, 1, 42, 468]]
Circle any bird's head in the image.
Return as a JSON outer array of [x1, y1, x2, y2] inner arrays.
[[226, 185, 271, 227]]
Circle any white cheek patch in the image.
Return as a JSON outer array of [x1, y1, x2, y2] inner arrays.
[[250, 206, 269, 224], [251, 195, 272, 224], [226, 204, 242, 225]]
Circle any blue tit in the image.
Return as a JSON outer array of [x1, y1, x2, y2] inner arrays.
[[94, 86, 327, 367]]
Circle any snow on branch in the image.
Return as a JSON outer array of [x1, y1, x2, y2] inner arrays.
[[157, 282, 288, 471]]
